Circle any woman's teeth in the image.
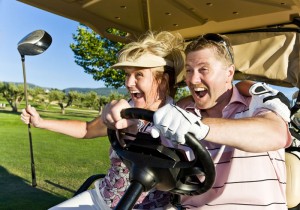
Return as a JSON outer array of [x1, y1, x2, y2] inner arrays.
[[131, 91, 143, 98]]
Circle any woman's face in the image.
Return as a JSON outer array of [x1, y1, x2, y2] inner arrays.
[[124, 67, 164, 110]]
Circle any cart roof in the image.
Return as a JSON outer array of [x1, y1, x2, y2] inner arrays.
[[17, 0, 300, 88]]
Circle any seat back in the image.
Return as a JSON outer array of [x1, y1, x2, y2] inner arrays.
[[285, 150, 300, 208]]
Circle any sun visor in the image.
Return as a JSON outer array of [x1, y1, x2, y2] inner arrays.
[[227, 31, 299, 88]]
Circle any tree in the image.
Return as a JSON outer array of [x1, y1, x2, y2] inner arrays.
[[82, 91, 99, 109], [175, 87, 191, 101], [48, 89, 65, 113], [82, 91, 109, 114], [48, 89, 79, 114], [29, 87, 49, 107], [0, 82, 24, 112], [73, 92, 85, 108], [107, 91, 126, 101], [70, 25, 126, 88], [98, 95, 109, 114]]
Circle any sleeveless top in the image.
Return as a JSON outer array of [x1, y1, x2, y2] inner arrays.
[[97, 96, 174, 209]]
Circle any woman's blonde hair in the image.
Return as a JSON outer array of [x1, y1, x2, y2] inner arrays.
[[118, 31, 185, 96]]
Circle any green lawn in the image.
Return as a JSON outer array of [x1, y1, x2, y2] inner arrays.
[[0, 106, 110, 210]]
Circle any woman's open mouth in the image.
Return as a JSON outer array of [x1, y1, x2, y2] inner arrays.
[[130, 90, 144, 99]]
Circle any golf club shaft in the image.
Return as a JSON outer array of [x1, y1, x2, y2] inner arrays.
[[21, 55, 37, 187]]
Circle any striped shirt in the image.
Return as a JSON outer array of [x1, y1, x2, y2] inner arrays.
[[179, 87, 292, 210]]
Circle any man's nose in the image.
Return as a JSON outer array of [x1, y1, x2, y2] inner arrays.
[[190, 72, 202, 84]]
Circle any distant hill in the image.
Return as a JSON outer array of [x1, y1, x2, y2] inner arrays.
[[5, 82, 45, 89], [2, 81, 128, 96], [64, 87, 128, 96]]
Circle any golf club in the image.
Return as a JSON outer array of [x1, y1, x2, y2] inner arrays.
[[18, 29, 52, 187]]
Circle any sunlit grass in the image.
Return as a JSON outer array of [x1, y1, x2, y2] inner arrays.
[[0, 106, 110, 210]]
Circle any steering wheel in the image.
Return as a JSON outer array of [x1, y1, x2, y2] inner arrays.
[[107, 108, 215, 209]]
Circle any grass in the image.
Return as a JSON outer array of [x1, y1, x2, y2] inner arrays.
[[0, 105, 110, 210]]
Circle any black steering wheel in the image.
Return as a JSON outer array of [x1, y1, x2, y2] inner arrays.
[[108, 108, 215, 210]]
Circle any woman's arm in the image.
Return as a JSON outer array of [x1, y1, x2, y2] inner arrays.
[[21, 105, 107, 138]]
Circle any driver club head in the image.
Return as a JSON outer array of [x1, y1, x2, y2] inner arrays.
[[17, 30, 52, 56]]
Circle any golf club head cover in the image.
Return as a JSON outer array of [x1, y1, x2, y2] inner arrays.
[[249, 82, 291, 122], [151, 104, 209, 144]]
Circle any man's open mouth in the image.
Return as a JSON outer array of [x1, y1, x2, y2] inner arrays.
[[194, 87, 207, 98]]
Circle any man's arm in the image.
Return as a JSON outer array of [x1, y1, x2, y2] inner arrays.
[[205, 81, 292, 152], [203, 112, 291, 152], [152, 82, 291, 152]]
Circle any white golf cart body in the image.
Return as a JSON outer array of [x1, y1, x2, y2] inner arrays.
[[17, 0, 300, 209]]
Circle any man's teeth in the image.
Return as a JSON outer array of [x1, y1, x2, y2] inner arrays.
[[194, 87, 205, 92]]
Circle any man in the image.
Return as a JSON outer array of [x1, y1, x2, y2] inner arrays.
[[152, 33, 292, 209]]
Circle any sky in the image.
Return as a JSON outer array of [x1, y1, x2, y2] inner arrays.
[[0, 0, 104, 90], [0, 1, 298, 100]]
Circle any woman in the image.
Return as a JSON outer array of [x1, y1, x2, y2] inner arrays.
[[21, 31, 185, 209]]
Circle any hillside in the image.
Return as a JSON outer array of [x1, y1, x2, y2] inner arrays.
[[2, 81, 128, 96], [64, 87, 128, 96]]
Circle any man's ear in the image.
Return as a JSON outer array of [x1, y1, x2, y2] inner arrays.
[[227, 64, 235, 82]]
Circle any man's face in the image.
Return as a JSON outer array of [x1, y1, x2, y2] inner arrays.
[[185, 48, 234, 110]]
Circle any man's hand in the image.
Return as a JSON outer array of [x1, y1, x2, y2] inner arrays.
[[21, 105, 43, 127], [249, 82, 291, 122], [151, 104, 209, 144]]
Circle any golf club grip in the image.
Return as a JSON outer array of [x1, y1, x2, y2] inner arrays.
[[28, 124, 37, 187]]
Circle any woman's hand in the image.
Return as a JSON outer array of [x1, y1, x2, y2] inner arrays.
[[101, 99, 137, 130], [20, 105, 43, 127]]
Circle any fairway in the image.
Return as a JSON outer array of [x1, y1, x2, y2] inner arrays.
[[0, 107, 110, 210]]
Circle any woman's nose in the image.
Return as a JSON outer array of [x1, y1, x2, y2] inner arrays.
[[126, 74, 136, 87]]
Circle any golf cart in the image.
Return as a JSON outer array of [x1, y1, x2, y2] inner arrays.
[[17, 0, 300, 209]]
